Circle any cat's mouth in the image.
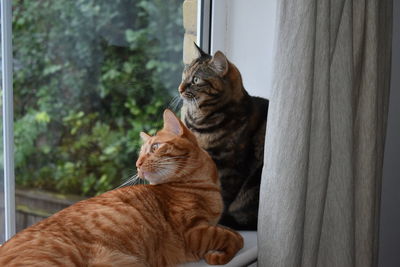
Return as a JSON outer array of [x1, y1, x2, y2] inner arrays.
[[137, 168, 147, 179], [181, 91, 196, 100], [137, 169, 156, 181], [137, 169, 166, 185]]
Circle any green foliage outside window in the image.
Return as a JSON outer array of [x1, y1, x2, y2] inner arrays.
[[12, 0, 184, 196]]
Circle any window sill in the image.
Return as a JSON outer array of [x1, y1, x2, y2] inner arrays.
[[180, 231, 257, 267]]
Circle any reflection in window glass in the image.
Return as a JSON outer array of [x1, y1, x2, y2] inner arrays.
[[13, 0, 183, 232]]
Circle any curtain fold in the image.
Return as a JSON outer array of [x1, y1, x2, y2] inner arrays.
[[258, 1, 393, 267]]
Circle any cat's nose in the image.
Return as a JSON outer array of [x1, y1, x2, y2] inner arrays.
[[136, 159, 143, 168], [178, 83, 187, 94]]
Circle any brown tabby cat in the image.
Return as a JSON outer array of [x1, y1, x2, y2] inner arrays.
[[179, 45, 269, 230], [0, 109, 243, 267]]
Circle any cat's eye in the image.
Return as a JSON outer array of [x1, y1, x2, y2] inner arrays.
[[150, 143, 160, 153], [192, 76, 200, 84]]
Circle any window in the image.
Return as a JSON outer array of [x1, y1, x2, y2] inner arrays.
[[1, 2, 260, 265], [1, 0, 185, 238]]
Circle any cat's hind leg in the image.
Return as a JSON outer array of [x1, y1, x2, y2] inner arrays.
[[185, 225, 244, 265]]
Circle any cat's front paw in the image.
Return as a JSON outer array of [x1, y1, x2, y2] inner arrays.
[[204, 228, 244, 265], [204, 250, 231, 265]]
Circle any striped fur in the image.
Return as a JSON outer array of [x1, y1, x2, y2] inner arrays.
[[179, 47, 269, 230], [0, 110, 243, 267]]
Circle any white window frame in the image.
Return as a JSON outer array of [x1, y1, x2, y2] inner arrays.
[[196, 0, 228, 55], [197, 0, 212, 53], [209, 0, 228, 54], [1, 0, 16, 241], [206, 0, 276, 100]]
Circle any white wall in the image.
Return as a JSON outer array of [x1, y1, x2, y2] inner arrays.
[[210, 0, 277, 100]]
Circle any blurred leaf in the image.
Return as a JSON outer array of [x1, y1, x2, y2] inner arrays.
[[35, 111, 51, 123]]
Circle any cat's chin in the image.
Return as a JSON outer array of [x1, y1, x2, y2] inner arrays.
[[146, 177, 166, 185], [180, 94, 198, 104], [181, 96, 192, 103], [140, 171, 168, 185]]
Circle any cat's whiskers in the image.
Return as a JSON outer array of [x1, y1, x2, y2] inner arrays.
[[167, 95, 183, 112], [117, 156, 194, 186], [152, 167, 172, 181], [117, 173, 141, 188], [157, 157, 195, 166], [155, 158, 189, 168], [138, 176, 145, 185], [155, 162, 187, 169], [155, 160, 198, 178], [156, 156, 188, 162], [155, 160, 188, 168]]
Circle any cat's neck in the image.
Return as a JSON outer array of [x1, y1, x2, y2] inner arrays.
[[182, 91, 250, 121], [226, 62, 248, 102], [168, 150, 219, 186]]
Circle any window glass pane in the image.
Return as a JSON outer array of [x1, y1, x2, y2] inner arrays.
[[13, 0, 183, 232]]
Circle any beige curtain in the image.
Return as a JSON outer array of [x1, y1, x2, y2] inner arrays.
[[258, 0, 393, 267]]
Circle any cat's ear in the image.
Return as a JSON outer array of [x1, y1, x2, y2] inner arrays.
[[163, 109, 184, 136], [194, 42, 209, 58], [210, 51, 228, 77], [140, 132, 151, 142]]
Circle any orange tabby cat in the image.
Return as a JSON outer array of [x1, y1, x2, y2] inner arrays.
[[0, 109, 243, 267]]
